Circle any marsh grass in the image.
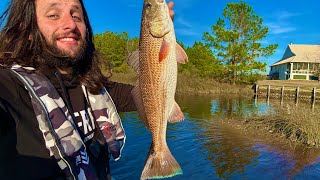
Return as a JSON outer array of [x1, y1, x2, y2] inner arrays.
[[176, 73, 253, 95], [244, 103, 320, 147], [109, 71, 320, 147], [109, 71, 253, 95]]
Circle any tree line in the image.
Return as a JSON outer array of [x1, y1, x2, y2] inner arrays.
[[94, 1, 278, 84]]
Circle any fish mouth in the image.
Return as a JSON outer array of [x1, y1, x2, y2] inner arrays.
[[155, 0, 166, 4]]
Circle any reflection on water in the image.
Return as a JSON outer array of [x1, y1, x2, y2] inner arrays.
[[201, 121, 260, 178], [110, 94, 320, 179], [210, 95, 272, 118]]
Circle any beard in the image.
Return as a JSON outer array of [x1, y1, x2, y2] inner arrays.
[[37, 33, 87, 69]]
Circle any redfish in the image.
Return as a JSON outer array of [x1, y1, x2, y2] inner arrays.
[[128, 0, 188, 179]]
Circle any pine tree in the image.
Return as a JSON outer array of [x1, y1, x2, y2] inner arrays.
[[203, 1, 278, 84]]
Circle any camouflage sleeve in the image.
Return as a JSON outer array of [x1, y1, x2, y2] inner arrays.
[[103, 80, 137, 112]]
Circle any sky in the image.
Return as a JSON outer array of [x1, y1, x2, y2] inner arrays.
[[0, 0, 319, 72]]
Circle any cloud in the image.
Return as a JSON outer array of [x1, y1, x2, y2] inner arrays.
[[265, 22, 296, 34], [175, 28, 200, 36], [174, 16, 200, 37], [264, 10, 301, 35], [274, 11, 302, 20], [176, 17, 193, 28]]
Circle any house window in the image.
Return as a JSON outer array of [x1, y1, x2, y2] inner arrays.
[[292, 63, 308, 70], [302, 63, 308, 70], [311, 63, 320, 71]]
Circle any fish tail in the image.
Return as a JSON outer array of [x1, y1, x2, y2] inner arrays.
[[140, 144, 182, 180]]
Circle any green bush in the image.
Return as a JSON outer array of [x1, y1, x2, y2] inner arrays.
[[293, 75, 306, 80]]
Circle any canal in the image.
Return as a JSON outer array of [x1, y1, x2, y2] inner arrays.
[[110, 94, 320, 179]]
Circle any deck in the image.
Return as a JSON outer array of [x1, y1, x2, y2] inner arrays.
[[255, 80, 320, 108]]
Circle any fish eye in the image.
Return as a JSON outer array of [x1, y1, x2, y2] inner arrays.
[[146, 2, 152, 9]]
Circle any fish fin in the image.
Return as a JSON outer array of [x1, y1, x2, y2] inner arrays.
[[159, 39, 171, 63], [128, 49, 140, 73], [140, 144, 182, 180], [176, 43, 188, 64], [168, 101, 184, 123], [131, 86, 149, 128]]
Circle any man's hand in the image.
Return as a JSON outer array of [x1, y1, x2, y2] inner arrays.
[[168, 1, 174, 21]]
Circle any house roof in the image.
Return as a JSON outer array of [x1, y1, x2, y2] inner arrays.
[[271, 44, 320, 66]]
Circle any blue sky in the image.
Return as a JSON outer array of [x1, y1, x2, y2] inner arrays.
[[1, 0, 319, 72]]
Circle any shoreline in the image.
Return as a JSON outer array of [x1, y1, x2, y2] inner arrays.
[[110, 72, 320, 148], [109, 72, 254, 95]]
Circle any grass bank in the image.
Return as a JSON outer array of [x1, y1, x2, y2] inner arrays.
[[110, 72, 320, 148], [109, 71, 253, 95], [239, 103, 320, 148]]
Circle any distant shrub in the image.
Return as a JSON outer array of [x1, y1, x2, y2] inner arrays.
[[293, 75, 307, 80]]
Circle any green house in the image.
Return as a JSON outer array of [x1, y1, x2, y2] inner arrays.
[[269, 44, 320, 80]]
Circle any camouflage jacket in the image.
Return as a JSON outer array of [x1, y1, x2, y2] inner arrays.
[[10, 64, 126, 180]]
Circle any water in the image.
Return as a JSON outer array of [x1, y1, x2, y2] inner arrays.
[[110, 94, 320, 179]]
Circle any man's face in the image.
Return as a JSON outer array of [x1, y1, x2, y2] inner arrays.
[[35, 0, 87, 58]]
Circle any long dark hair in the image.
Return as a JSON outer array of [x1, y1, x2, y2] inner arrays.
[[0, 0, 106, 94]]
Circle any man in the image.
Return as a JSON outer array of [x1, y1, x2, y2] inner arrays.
[[0, 0, 175, 179]]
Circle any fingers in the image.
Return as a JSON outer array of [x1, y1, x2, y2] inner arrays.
[[168, 1, 174, 9], [167, 1, 175, 21]]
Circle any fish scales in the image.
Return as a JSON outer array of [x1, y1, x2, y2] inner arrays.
[[128, 0, 188, 179]]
